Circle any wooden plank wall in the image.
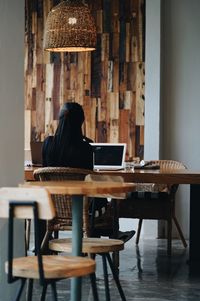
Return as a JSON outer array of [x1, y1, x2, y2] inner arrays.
[[25, 0, 145, 160]]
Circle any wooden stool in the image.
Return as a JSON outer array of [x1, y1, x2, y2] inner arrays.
[[0, 187, 98, 301], [49, 237, 126, 301], [8, 256, 96, 300]]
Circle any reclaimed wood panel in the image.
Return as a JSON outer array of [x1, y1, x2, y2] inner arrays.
[[36, 64, 45, 136], [108, 92, 119, 142], [25, 0, 145, 159], [136, 62, 145, 125]]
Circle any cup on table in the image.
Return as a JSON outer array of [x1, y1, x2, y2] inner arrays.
[[124, 161, 135, 171]]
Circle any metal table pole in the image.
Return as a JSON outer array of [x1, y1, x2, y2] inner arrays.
[[71, 195, 83, 301]]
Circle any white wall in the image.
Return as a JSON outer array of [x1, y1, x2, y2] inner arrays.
[[142, 0, 162, 238], [125, 0, 200, 240], [144, 0, 161, 161], [121, 0, 162, 238], [162, 0, 200, 165], [0, 0, 24, 299], [161, 0, 200, 239]]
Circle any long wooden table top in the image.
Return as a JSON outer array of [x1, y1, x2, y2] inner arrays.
[[21, 180, 136, 196], [102, 169, 200, 184], [24, 166, 200, 185]]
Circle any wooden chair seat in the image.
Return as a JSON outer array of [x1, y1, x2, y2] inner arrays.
[[6, 255, 95, 279], [49, 237, 124, 254]]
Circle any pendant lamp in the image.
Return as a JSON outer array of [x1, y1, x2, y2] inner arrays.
[[44, 0, 97, 52]]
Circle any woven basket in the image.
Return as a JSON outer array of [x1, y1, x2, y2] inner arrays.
[[44, 0, 96, 52]]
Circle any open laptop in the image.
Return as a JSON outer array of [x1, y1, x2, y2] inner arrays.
[[90, 143, 127, 170], [30, 141, 43, 166]]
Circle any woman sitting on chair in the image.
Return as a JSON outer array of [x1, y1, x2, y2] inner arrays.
[[42, 101, 134, 242], [42, 101, 107, 223]]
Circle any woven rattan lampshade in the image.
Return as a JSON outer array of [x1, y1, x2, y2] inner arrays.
[[44, 0, 97, 52]]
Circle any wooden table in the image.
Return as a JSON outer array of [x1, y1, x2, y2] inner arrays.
[[24, 167, 200, 273], [25, 166, 36, 181], [101, 169, 200, 273], [21, 180, 136, 301], [24, 166, 200, 184]]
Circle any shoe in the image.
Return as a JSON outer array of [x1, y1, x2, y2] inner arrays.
[[117, 230, 136, 243]]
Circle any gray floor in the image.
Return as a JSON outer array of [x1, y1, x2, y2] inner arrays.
[[30, 237, 200, 300]]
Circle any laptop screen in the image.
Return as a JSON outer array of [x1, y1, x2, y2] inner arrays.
[[90, 143, 126, 170], [30, 141, 43, 166]]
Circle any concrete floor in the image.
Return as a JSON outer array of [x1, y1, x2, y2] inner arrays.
[[30, 237, 200, 300]]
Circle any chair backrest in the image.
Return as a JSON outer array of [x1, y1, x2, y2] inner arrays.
[[33, 167, 93, 181], [149, 160, 186, 171], [0, 187, 55, 220], [0, 187, 56, 285], [151, 160, 187, 191], [33, 167, 93, 233], [136, 160, 187, 193]]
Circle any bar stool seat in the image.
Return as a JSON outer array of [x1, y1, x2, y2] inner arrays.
[[49, 237, 124, 254], [49, 237, 126, 301], [7, 255, 95, 279]]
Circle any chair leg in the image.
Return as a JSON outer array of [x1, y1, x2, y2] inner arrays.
[[25, 219, 31, 255], [14, 279, 26, 301], [40, 283, 47, 301], [90, 273, 99, 301], [111, 200, 120, 272], [106, 253, 126, 301], [54, 231, 59, 239], [40, 230, 52, 253], [102, 254, 110, 301], [90, 253, 96, 260], [173, 216, 188, 248], [112, 251, 119, 274], [136, 219, 143, 244], [50, 282, 58, 301], [26, 279, 34, 301], [167, 219, 172, 257]]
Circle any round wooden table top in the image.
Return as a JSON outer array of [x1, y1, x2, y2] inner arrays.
[[21, 180, 136, 196]]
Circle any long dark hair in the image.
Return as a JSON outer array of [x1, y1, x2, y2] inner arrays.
[[48, 102, 85, 166]]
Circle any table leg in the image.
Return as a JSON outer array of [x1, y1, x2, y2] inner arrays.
[[71, 195, 83, 301], [111, 199, 120, 271], [189, 184, 200, 274]]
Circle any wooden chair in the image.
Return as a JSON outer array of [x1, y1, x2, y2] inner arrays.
[[117, 160, 188, 256], [33, 169, 128, 299], [33, 167, 116, 250], [33, 167, 93, 250], [49, 237, 127, 301], [0, 187, 97, 301]]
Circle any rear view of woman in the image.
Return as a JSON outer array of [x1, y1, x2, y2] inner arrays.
[[42, 102, 93, 170], [42, 101, 134, 243]]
